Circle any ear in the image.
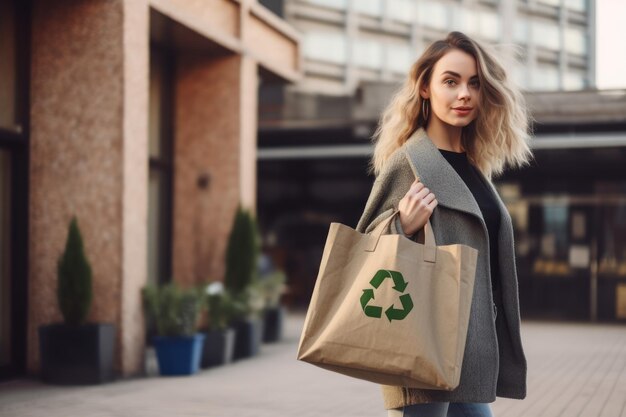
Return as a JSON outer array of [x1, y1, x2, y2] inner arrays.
[[419, 84, 430, 100]]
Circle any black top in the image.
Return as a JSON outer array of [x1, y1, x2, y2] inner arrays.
[[438, 149, 501, 292]]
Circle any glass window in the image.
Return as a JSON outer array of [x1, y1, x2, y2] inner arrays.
[[511, 65, 529, 90], [563, 71, 586, 90], [352, 38, 383, 69], [303, 32, 347, 64], [417, 1, 448, 29], [543, 204, 569, 257], [386, 44, 413, 74], [387, 0, 415, 23], [565, 0, 587, 12], [148, 170, 164, 287], [565, 28, 587, 55], [463, 9, 479, 35], [148, 46, 173, 287], [537, 0, 560, 7], [532, 65, 560, 91], [598, 202, 626, 278], [355, 0, 382, 16], [476, 9, 500, 40], [0, 0, 16, 130], [532, 20, 561, 50], [0, 150, 11, 367], [514, 19, 529, 44], [306, 0, 346, 10], [149, 54, 163, 159]]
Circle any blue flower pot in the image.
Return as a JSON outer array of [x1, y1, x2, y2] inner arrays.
[[152, 333, 206, 376]]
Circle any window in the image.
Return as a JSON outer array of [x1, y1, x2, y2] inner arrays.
[[565, 0, 587, 12], [352, 38, 383, 69], [148, 46, 174, 286], [418, 1, 448, 29], [537, 0, 560, 7], [0, 150, 11, 368], [306, 0, 346, 10], [563, 71, 586, 90], [386, 44, 414, 74], [476, 9, 500, 40], [514, 19, 529, 44], [453, 6, 499, 39], [532, 65, 560, 91], [387, 0, 415, 23], [565, 28, 587, 55], [355, 0, 382, 16], [0, 0, 27, 380], [304, 32, 347, 64], [511, 65, 529, 90], [532, 20, 561, 50], [0, 0, 17, 130]]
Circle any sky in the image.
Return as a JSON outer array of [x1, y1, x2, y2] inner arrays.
[[595, 0, 626, 89]]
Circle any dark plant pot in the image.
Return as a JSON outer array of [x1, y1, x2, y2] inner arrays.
[[230, 316, 264, 360], [38, 322, 116, 385], [152, 333, 205, 376], [201, 327, 236, 368], [263, 305, 285, 343]]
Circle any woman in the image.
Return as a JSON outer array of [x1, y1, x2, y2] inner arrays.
[[355, 31, 534, 417]]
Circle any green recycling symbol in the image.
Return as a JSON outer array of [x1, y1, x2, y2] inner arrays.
[[360, 269, 413, 322]]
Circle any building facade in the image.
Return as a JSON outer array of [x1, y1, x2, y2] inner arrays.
[[274, 0, 594, 96], [0, 0, 300, 382]]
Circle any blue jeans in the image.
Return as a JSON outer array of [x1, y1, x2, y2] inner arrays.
[[387, 402, 494, 417]]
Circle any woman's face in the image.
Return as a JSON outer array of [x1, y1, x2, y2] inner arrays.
[[421, 49, 481, 127]]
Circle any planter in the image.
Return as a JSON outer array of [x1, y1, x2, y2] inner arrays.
[[39, 322, 116, 385], [231, 317, 264, 360], [153, 333, 206, 376], [201, 327, 236, 368], [263, 305, 285, 343]]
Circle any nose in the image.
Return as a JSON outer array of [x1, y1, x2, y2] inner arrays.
[[458, 84, 471, 100]]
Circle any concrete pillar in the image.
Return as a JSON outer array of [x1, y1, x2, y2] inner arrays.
[[29, 0, 148, 377], [172, 52, 258, 286]]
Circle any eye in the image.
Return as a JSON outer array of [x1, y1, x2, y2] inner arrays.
[[470, 80, 480, 87], [444, 79, 456, 86]]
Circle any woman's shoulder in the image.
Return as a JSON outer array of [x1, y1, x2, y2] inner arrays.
[[376, 145, 416, 188]]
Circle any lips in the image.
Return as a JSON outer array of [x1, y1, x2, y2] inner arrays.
[[453, 107, 473, 110]]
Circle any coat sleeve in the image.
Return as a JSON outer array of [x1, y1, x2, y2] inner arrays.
[[355, 151, 414, 237]]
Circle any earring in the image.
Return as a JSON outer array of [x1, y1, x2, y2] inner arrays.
[[422, 98, 429, 120]]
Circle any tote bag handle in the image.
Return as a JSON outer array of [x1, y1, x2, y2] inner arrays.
[[366, 209, 437, 263]]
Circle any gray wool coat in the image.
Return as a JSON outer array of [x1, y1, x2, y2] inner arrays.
[[355, 126, 528, 409]]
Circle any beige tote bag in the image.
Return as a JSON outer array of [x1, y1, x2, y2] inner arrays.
[[296, 209, 478, 390]]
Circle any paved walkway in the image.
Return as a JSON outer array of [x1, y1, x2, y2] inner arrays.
[[1, 310, 625, 417]]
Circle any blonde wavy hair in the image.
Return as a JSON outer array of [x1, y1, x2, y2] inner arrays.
[[368, 31, 535, 181]]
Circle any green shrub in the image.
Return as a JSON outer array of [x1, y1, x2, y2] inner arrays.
[[224, 205, 261, 295], [204, 281, 238, 331], [141, 282, 204, 338], [259, 270, 287, 308], [57, 216, 93, 326]]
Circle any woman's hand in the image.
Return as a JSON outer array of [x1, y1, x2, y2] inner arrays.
[[398, 178, 438, 236]]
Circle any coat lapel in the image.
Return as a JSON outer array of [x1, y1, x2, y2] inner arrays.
[[404, 127, 485, 225]]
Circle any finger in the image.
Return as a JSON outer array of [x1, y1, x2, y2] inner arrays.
[[422, 193, 436, 204], [413, 186, 430, 200], [408, 182, 425, 194], [427, 198, 438, 209], [405, 182, 424, 197]]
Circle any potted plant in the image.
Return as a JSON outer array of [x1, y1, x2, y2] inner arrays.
[[224, 205, 265, 360], [38, 216, 116, 385], [229, 281, 267, 359], [260, 269, 288, 343], [200, 281, 237, 368], [141, 282, 205, 376]]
